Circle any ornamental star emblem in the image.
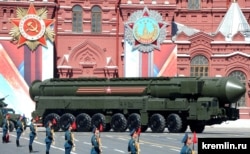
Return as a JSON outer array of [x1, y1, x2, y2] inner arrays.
[[9, 3, 55, 51], [124, 7, 168, 52], [106, 86, 111, 94]]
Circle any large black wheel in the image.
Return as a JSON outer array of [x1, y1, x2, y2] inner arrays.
[[9, 121, 14, 132], [149, 114, 166, 133], [166, 113, 182, 133], [76, 113, 92, 132], [111, 113, 127, 132], [44, 113, 60, 131], [127, 113, 141, 131], [59, 113, 75, 131], [189, 121, 205, 133], [91, 113, 107, 131]]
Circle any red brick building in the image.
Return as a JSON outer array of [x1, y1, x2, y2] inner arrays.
[[0, 0, 250, 118]]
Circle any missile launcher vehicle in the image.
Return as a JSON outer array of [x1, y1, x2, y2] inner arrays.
[[29, 76, 246, 133]]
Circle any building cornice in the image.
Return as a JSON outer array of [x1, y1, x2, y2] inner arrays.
[[177, 54, 190, 57], [211, 51, 250, 58], [211, 41, 250, 44], [178, 51, 250, 58], [174, 41, 191, 44]]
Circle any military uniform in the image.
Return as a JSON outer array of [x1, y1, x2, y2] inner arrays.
[[180, 133, 193, 154], [64, 124, 74, 154], [180, 145, 192, 154], [45, 122, 53, 154], [29, 119, 37, 153], [128, 138, 137, 154], [16, 117, 24, 147], [91, 134, 101, 154], [2, 116, 9, 143], [128, 129, 139, 154]]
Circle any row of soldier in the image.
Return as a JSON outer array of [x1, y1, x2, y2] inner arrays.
[[2, 114, 28, 147], [2, 114, 194, 154], [1, 114, 141, 154], [43, 120, 141, 154]]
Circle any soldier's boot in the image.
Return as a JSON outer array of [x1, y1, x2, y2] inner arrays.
[[16, 140, 20, 147], [29, 145, 32, 153]]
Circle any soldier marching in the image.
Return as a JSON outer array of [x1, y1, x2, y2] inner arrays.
[[128, 129, 140, 154], [180, 133, 196, 154], [2, 114, 10, 143], [16, 115, 24, 147], [45, 121, 54, 154], [91, 127, 102, 154], [29, 118, 37, 153], [64, 122, 75, 154]]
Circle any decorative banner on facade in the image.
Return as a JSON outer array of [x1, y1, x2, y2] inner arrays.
[[9, 3, 55, 51], [124, 7, 167, 52]]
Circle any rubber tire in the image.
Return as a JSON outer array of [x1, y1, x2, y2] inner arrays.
[[166, 113, 182, 133], [149, 114, 166, 133], [44, 113, 60, 132], [91, 113, 106, 131], [127, 113, 141, 131], [59, 113, 75, 131], [111, 113, 127, 132], [76, 113, 91, 132]]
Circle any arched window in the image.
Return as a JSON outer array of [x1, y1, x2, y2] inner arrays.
[[91, 6, 102, 33], [72, 5, 83, 33], [190, 55, 208, 77], [229, 71, 246, 107]]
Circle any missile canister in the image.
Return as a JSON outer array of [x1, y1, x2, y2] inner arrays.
[[30, 77, 245, 104]]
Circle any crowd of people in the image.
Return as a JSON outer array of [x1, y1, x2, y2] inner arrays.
[[2, 114, 195, 154]]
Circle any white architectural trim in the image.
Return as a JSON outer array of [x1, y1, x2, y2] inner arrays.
[[211, 51, 250, 58]]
